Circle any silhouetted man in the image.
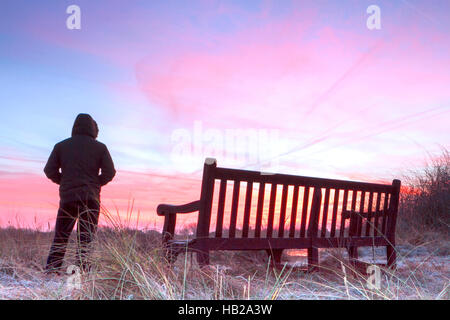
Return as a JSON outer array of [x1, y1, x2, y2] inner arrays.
[[44, 114, 116, 274]]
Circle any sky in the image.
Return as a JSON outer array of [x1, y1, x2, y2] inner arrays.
[[0, 0, 449, 230]]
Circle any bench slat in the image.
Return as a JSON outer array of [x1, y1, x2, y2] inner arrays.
[[353, 191, 366, 236], [320, 188, 331, 238], [254, 183, 265, 238], [348, 189, 358, 236], [330, 189, 340, 238], [356, 191, 366, 236], [266, 183, 278, 238], [278, 184, 288, 238], [381, 192, 390, 235], [215, 179, 227, 238], [229, 180, 241, 238], [373, 192, 382, 236], [299, 186, 310, 238], [289, 185, 300, 238], [214, 168, 393, 193], [339, 189, 349, 238], [365, 191, 374, 236], [307, 188, 322, 238], [242, 181, 253, 238]]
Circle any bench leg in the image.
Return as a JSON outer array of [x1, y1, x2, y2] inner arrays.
[[386, 244, 396, 269], [348, 246, 359, 263], [196, 249, 210, 267], [162, 214, 177, 264], [164, 242, 189, 265], [164, 244, 178, 264], [307, 247, 319, 272], [346, 246, 360, 275], [266, 249, 283, 267]]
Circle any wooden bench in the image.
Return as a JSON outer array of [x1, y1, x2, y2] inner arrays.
[[157, 158, 401, 271]]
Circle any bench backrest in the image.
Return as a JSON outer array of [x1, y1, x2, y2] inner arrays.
[[196, 159, 401, 241]]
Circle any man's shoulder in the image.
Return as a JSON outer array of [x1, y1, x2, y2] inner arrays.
[[56, 137, 108, 150], [93, 139, 108, 150], [55, 138, 72, 147]]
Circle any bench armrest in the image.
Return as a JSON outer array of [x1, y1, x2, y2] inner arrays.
[[157, 200, 201, 216]]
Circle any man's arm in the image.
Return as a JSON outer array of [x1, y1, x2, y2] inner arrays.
[[99, 146, 116, 186], [44, 145, 61, 184]]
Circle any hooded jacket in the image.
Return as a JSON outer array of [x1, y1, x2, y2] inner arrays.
[[44, 114, 116, 204]]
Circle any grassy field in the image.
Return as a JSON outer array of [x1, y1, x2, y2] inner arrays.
[[0, 217, 448, 300], [0, 150, 448, 300]]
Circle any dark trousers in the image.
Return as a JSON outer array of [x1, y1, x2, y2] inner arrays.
[[46, 200, 100, 272]]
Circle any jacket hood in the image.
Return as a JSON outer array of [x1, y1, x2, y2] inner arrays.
[[71, 114, 98, 139]]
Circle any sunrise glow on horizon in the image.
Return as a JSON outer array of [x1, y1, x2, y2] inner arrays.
[[0, 0, 449, 230]]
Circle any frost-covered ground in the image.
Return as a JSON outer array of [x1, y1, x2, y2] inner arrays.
[[1, 244, 448, 300]]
